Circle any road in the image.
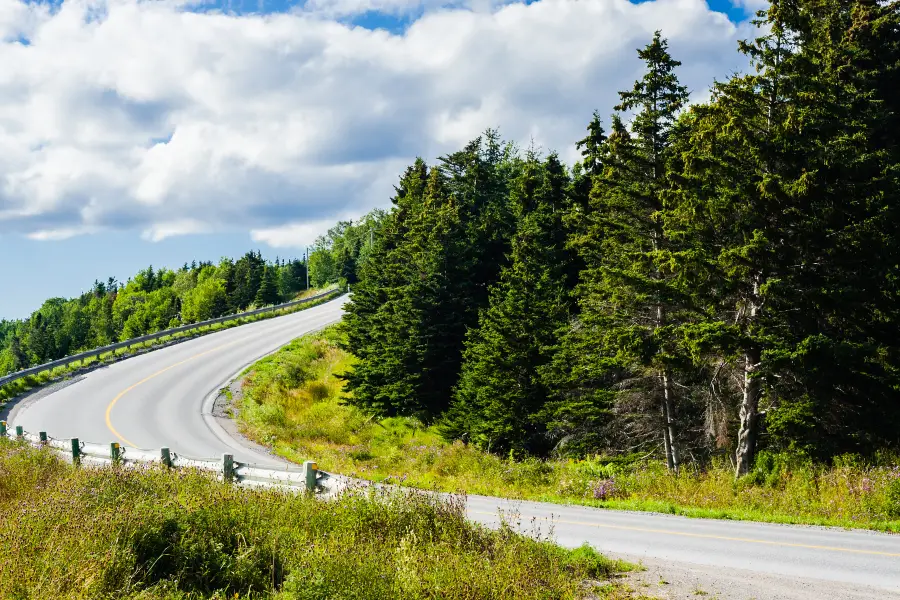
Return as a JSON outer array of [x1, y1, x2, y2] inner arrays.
[[9, 296, 348, 466], [6, 294, 900, 598]]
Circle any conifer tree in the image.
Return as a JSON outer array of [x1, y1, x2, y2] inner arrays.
[[662, 0, 900, 472], [555, 33, 690, 469], [448, 152, 572, 455], [343, 133, 518, 421], [254, 265, 281, 307]]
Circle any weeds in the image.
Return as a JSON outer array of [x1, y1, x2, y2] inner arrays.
[[0, 439, 633, 599], [236, 326, 900, 533]]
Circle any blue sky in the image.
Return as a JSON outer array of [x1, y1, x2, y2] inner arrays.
[[0, 0, 755, 319]]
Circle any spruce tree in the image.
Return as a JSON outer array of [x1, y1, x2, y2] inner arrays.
[[662, 0, 900, 471], [448, 152, 573, 455], [343, 133, 518, 421], [254, 265, 281, 307], [555, 33, 690, 469]]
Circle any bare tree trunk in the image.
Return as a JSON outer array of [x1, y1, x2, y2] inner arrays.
[[735, 278, 761, 478], [662, 412, 673, 471], [656, 304, 679, 473], [662, 368, 679, 474]]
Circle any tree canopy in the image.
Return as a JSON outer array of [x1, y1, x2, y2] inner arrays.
[[342, 2, 900, 474]]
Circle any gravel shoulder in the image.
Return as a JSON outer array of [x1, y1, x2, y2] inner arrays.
[[616, 554, 899, 599]]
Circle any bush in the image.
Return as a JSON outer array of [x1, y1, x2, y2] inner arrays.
[[884, 474, 900, 519]]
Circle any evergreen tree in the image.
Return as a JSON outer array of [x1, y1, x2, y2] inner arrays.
[[343, 133, 518, 421], [448, 152, 573, 455], [554, 33, 690, 469], [255, 265, 281, 307]]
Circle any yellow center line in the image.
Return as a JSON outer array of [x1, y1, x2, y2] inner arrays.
[[105, 339, 244, 447], [468, 510, 900, 558]]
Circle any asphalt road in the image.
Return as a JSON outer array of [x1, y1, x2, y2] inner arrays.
[[10, 296, 348, 466], [7, 294, 900, 598]]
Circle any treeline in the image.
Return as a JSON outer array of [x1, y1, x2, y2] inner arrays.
[[1, 247, 340, 376], [307, 211, 388, 288], [344, 0, 900, 476]]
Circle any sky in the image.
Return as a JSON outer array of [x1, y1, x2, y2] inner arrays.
[[0, 0, 759, 319]]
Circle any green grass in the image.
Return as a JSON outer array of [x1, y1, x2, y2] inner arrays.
[[0, 287, 341, 405], [236, 326, 900, 534], [0, 439, 639, 599]]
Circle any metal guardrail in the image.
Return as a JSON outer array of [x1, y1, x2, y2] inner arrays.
[[0, 287, 344, 390], [0, 420, 328, 492]]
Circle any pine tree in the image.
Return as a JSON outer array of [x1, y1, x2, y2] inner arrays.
[[254, 265, 281, 307], [448, 152, 573, 455], [556, 33, 690, 469]]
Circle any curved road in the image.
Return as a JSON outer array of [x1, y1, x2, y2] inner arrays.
[[9, 296, 347, 466], [7, 295, 900, 599]]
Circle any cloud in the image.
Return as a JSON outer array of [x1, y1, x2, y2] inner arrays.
[[0, 0, 752, 247]]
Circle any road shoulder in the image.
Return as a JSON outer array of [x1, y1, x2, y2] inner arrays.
[[616, 554, 899, 600]]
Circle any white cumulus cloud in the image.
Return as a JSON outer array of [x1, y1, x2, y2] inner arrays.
[[0, 0, 752, 248]]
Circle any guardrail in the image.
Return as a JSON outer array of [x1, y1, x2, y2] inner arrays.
[[0, 420, 329, 492], [0, 286, 345, 391]]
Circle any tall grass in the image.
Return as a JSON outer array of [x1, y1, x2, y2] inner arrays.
[[0, 439, 637, 599], [237, 327, 900, 533]]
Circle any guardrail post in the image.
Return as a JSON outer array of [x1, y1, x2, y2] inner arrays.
[[304, 460, 318, 493], [15, 426, 23, 441], [71, 438, 81, 465], [39, 431, 47, 446], [160, 447, 172, 467], [110, 442, 121, 463], [223, 453, 234, 482], [0, 421, 6, 438]]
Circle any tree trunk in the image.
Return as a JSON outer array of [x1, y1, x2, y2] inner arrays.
[[735, 278, 761, 478], [662, 369, 679, 474], [656, 304, 679, 473], [735, 345, 761, 477], [662, 415, 673, 471]]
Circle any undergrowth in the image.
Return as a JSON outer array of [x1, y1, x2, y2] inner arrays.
[[0, 439, 635, 599], [236, 326, 900, 533]]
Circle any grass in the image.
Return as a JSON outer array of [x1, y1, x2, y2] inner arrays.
[[0, 287, 342, 405], [236, 326, 900, 534], [0, 438, 639, 599]]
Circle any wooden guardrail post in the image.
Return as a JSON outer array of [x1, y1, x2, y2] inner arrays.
[[161, 447, 172, 468], [223, 453, 234, 482], [304, 460, 318, 493], [71, 438, 81, 465]]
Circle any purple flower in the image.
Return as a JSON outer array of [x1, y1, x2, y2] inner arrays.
[[592, 478, 618, 501]]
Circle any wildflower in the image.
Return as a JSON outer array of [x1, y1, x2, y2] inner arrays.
[[860, 477, 874, 494], [591, 478, 619, 501]]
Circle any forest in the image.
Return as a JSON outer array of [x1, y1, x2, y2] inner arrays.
[[343, 0, 900, 477], [0, 213, 383, 377]]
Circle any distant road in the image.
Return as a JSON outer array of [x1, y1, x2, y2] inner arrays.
[[9, 294, 900, 598], [11, 296, 348, 465]]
